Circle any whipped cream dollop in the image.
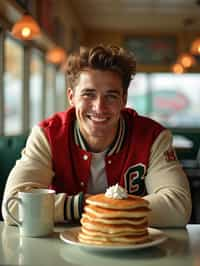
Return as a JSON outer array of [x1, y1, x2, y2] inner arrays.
[[105, 184, 128, 199]]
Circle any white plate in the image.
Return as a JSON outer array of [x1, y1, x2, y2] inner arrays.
[[60, 226, 167, 251]]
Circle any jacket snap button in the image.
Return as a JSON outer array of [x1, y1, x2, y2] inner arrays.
[[108, 160, 112, 164], [80, 182, 84, 187], [83, 154, 88, 160]]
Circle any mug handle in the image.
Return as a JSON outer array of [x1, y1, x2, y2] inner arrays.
[[5, 196, 22, 226]]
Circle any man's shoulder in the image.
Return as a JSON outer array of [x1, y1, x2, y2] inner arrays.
[[39, 107, 75, 129]]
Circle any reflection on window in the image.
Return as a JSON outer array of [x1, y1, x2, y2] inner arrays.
[[56, 71, 67, 111], [30, 49, 43, 127], [45, 64, 56, 117], [4, 37, 23, 135], [128, 73, 200, 128]]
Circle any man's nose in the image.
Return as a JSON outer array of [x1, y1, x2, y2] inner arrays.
[[93, 96, 107, 112]]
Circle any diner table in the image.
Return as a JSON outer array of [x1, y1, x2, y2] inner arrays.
[[0, 221, 200, 266]]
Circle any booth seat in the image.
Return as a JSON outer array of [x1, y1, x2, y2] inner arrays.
[[171, 129, 200, 223], [0, 135, 28, 220], [171, 128, 200, 162]]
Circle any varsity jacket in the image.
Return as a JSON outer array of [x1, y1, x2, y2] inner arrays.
[[39, 107, 165, 220]]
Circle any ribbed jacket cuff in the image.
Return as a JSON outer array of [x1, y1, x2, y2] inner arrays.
[[64, 192, 84, 221]]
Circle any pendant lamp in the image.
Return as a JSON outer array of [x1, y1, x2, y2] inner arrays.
[[190, 38, 200, 55], [11, 14, 41, 40], [171, 63, 184, 74], [46, 47, 67, 65], [172, 18, 196, 72], [177, 52, 196, 68]]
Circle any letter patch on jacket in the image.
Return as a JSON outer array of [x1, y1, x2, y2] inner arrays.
[[164, 147, 177, 161], [124, 163, 146, 195]]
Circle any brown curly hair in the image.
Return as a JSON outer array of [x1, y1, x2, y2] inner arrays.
[[65, 45, 136, 94]]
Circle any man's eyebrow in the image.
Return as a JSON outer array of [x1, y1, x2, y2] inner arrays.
[[106, 89, 121, 94], [81, 88, 96, 92], [80, 88, 121, 94]]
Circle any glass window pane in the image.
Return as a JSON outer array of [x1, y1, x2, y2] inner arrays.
[[4, 37, 24, 135], [29, 49, 43, 127], [56, 71, 67, 111], [127, 73, 148, 115], [127, 73, 200, 128], [150, 73, 200, 128], [45, 64, 56, 117]]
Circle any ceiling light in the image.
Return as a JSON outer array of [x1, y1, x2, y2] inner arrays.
[[11, 14, 41, 40]]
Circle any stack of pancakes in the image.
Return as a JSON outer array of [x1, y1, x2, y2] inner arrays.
[[78, 194, 151, 246]]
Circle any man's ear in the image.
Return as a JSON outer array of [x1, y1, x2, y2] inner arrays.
[[67, 88, 74, 106]]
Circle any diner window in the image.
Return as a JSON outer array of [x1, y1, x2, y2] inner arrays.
[[29, 49, 44, 128], [56, 71, 67, 111], [45, 64, 56, 118], [127, 73, 148, 116], [128, 73, 200, 128], [4, 36, 24, 135]]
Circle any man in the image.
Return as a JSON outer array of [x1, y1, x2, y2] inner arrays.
[[2, 45, 191, 227]]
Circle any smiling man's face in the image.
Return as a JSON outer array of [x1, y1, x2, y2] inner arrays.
[[67, 69, 127, 152]]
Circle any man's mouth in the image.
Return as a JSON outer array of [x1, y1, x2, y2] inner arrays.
[[87, 114, 109, 122]]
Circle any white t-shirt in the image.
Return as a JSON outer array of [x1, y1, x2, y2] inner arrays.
[[87, 150, 108, 194]]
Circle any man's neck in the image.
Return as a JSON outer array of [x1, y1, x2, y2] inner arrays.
[[85, 135, 114, 153], [75, 118, 122, 154]]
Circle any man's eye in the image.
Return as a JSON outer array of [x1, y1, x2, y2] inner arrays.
[[82, 93, 95, 98], [107, 94, 118, 100]]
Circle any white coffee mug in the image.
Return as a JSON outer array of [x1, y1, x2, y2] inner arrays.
[[5, 189, 55, 237]]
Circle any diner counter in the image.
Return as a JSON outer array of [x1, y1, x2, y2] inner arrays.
[[0, 222, 200, 266]]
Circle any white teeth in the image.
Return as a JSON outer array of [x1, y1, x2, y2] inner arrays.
[[90, 116, 107, 122]]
